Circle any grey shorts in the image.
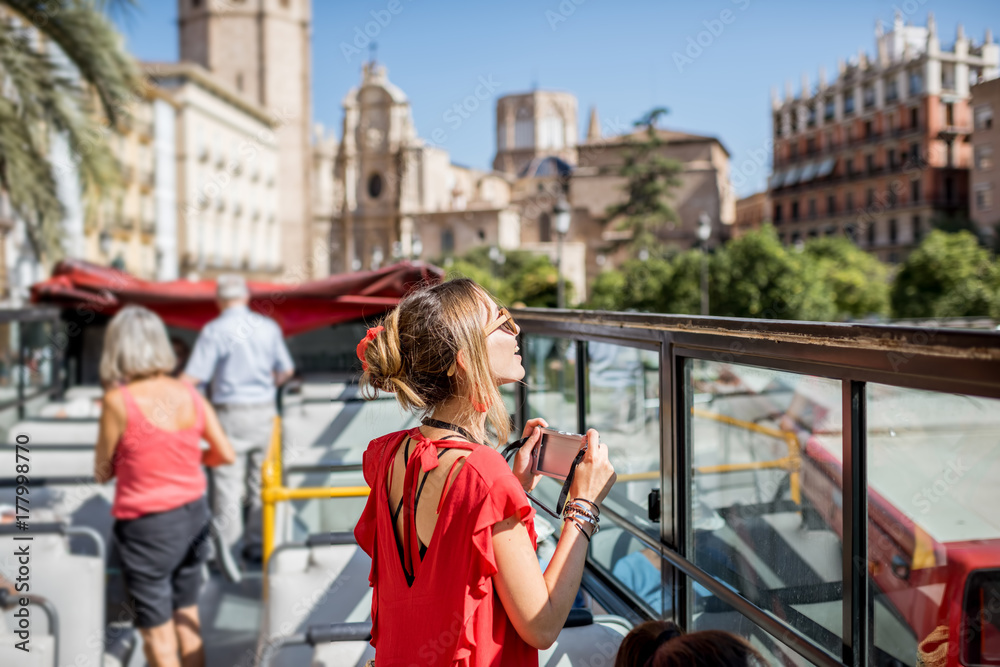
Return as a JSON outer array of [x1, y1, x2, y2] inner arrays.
[[113, 497, 211, 628]]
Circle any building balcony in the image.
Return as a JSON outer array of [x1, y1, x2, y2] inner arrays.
[[141, 217, 155, 234]]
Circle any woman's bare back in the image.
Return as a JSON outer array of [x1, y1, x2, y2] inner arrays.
[[386, 430, 469, 551], [123, 376, 199, 432]]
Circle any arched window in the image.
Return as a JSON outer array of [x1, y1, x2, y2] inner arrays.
[[367, 173, 383, 199]]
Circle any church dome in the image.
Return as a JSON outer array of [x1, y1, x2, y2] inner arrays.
[[518, 155, 573, 179]]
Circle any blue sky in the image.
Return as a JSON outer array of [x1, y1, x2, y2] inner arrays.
[[115, 0, 998, 196]]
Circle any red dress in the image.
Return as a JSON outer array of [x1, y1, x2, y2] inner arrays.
[[354, 428, 538, 667]]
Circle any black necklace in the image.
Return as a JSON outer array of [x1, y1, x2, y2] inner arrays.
[[421, 417, 478, 444]]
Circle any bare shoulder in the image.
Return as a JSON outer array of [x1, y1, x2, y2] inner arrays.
[[101, 388, 126, 422], [102, 387, 124, 410]]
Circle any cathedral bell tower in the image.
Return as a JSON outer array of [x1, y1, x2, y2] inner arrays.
[[178, 0, 313, 277]]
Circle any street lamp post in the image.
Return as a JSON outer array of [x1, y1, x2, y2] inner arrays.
[[553, 197, 571, 309], [697, 212, 712, 316]]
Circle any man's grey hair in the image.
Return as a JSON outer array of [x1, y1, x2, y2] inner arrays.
[[100, 305, 177, 386], [217, 274, 249, 301]]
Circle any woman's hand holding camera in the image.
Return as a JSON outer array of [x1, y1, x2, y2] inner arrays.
[[569, 429, 616, 507], [512, 417, 548, 493]]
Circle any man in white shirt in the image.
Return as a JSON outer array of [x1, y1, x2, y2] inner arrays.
[[182, 275, 294, 563]]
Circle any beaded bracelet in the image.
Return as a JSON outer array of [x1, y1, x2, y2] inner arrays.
[[563, 505, 598, 526], [566, 499, 599, 519], [571, 497, 601, 517]]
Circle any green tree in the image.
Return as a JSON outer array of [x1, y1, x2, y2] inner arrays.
[[587, 249, 702, 315], [603, 107, 683, 254], [803, 236, 890, 319], [445, 247, 565, 308], [0, 0, 140, 256], [890, 230, 1000, 318], [710, 226, 837, 321]]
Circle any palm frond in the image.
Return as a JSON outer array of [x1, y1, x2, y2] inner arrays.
[[0, 96, 64, 253], [3, 0, 142, 126], [0, 12, 123, 257]]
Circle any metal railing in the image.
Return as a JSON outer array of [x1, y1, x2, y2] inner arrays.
[[510, 308, 1000, 667], [259, 415, 369, 566]]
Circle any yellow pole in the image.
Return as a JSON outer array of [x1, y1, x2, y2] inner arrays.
[[261, 416, 282, 566], [690, 407, 804, 507]]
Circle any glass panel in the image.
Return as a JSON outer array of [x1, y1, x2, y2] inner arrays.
[[688, 359, 843, 657], [21, 321, 54, 389], [590, 527, 668, 615], [524, 335, 578, 516], [0, 322, 17, 403], [692, 592, 815, 666], [524, 335, 577, 431], [866, 385, 1000, 667], [583, 342, 664, 605]]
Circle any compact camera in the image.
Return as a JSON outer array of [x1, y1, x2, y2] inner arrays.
[[530, 428, 587, 481]]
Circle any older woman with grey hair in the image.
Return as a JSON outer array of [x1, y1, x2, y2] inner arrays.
[[95, 305, 235, 667]]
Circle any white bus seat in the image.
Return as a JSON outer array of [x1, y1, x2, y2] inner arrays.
[[0, 632, 55, 666], [7, 420, 99, 445], [0, 449, 96, 480], [311, 640, 374, 666], [0, 530, 104, 667], [307, 613, 631, 666], [540, 614, 631, 667], [258, 539, 372, 667], [64, 386, 105, 402]]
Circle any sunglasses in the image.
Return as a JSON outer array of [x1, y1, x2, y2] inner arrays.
[[484, 307, 518, 336]]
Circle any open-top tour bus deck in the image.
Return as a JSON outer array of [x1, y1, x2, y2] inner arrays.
[[1, 305, 999, 666]]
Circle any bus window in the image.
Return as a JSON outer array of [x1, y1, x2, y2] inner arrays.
[[524, 335, 577, 431], [585, 343, 663, 612], [687, 360, 844, 658], [867, 385, 1000, 667], [692, 592, 814, 666]]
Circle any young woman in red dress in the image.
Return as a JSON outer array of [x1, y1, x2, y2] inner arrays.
[[354, 278, 616, 666]]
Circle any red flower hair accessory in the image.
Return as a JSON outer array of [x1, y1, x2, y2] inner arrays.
[[357, 326, 384, 372]]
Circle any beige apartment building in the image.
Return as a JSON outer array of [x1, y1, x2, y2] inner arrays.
[[734, 192, 773, 237], [768, 13, 999, 262], [147, 62, 281, 279], [971, 77, 1000, 242], [84, 86, 179, 280]]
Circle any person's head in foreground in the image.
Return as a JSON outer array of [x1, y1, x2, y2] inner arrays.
[[617, 625, 767, 667], [615, 620, 684, 667], [358, 277, 523, 444], [100, 305, 177, 387]]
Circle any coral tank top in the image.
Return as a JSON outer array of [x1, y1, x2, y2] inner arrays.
[[355, 428, 538, 666], [111, 383, 207, 520]]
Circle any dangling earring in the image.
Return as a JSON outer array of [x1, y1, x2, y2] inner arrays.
[[470, 394, 489, 413]]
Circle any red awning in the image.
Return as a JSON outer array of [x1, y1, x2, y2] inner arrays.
[[30, 259, 444, 336]]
